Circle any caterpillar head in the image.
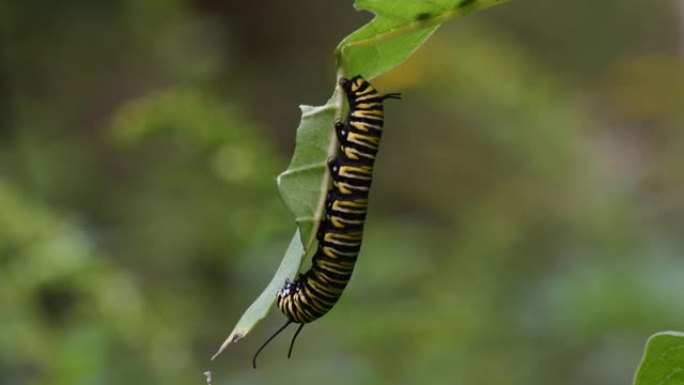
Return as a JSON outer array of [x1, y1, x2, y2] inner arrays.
[[277, 278, 295, 297], [338, 77, 352, 90], [338, 75, 367, 93]]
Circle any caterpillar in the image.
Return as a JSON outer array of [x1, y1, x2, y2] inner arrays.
[[252, 75, 400, 368]]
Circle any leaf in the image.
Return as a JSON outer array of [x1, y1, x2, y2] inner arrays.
[[211, 231, 303, 360], [337, 0, 508, 80], [276, 98, 342, 253], [634, 331, 684, 385], [214, 0, 509, 357]]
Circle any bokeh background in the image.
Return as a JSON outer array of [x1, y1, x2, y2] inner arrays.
[[1, 1, 683, 384]]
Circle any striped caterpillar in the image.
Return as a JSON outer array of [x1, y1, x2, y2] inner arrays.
[[253, 75, 400, 368]]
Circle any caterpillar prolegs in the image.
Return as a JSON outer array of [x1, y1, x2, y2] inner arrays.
[[252, 75, 400, 368]]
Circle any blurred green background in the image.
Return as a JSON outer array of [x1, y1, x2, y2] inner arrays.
[[1, 1, 683, 384]]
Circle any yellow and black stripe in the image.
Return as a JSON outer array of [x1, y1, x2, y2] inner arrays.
[[253, 75, 400, 368]]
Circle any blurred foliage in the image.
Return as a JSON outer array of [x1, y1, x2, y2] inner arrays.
[[0, 1, 683, 385]]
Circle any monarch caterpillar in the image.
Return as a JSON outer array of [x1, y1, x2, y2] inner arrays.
[[252, 75, 400, 368]]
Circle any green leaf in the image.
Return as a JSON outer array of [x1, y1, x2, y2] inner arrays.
[[634, 331, 684, 385], [337, 0, 508, 80], [276, 98, 342, 254], [214, 0, 508, 357], [211, 231, 303, 360]]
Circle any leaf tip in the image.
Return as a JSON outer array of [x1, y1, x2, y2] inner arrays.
[[210, 332, 245, 361]]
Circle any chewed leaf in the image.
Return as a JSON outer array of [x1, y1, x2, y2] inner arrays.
[[276, 95, 342, 251], [211, 231, 303, 359], [634, 331, 684, 385]]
